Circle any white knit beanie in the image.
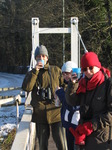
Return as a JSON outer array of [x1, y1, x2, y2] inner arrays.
[[61, 61, 78, 72]]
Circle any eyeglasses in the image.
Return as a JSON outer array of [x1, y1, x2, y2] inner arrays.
[[83, 66, 94, 72]]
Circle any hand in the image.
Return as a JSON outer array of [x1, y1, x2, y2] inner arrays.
[[69, 127, 86, 145], [54, 87, 60, 99], [35, 61, 43, 71], [76, 122, 93, 136], [55, 86, 60, 92], [71, 73, 78, 83]]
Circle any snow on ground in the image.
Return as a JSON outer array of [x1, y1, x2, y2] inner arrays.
[[0, 72, 25, 88], [0, 72, 25, 138]]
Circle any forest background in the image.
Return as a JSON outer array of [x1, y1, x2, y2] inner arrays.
[[0, 0, 112, 73]]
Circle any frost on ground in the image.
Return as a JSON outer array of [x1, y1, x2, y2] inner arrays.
[[0, 105, 25, 137], [0, 72, 25, 138], [0, 124, 16, 137]]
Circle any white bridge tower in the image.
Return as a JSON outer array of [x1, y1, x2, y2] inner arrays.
[[30, 17, 79, 70]]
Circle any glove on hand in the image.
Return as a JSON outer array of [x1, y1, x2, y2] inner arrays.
[[77, 122, 93, 136], [69, 127, 86, 145]]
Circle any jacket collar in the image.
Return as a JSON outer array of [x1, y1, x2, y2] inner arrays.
[[43, 62, 49, 70]]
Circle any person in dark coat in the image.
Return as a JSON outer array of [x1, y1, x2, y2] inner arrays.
[[55, 61, 80, 150], [22, 45, 66, 150], [65, 52, 112, 150]]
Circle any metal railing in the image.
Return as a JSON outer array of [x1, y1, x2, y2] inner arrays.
[[0, 87, 36, 150], [11, 92, 36, 150]]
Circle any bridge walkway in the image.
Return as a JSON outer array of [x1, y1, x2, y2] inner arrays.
[[35, 128, 57, 150]]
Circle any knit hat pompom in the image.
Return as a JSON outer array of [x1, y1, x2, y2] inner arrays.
[[81, 52, 101, 70]]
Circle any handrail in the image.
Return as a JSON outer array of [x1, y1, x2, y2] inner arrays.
[[11, 107, 36, 150], [11, 92, 36, 150], [0, 95, 23, 106], [0, 86, 23, 99], [0, 87, 36, 150], [0, 86, 22, 92]]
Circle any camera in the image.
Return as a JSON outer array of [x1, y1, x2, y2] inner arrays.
[[40, 87, 52, 101]]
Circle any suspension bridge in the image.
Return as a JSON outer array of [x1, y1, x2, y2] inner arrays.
[[0, 16, 87, 149]]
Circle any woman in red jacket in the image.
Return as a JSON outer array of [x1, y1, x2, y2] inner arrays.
[[65, 52, 112, 150]]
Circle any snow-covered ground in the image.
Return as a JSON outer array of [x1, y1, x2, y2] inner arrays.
[[0, 72, 25, 138]]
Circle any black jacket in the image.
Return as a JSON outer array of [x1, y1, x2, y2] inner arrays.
[[65, 77, 112, 150]]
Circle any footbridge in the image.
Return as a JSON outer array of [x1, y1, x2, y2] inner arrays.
[[7, 16, 87, 149], [10, 91, 58, 150]]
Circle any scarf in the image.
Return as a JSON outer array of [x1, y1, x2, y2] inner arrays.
[[76, 67, 110, 94]]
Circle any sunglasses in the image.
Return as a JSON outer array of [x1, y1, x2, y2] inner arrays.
[[83, 66, 94, 72]]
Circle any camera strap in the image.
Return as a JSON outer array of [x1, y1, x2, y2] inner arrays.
[[48, 65, 53, 99]]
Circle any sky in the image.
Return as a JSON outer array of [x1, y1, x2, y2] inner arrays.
[[0, 72, 25, 138]]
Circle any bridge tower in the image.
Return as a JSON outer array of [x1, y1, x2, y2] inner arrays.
[[29, 17, 79, 70]]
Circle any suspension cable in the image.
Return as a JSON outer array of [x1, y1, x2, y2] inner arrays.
[[71, 18, 88, 53]]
